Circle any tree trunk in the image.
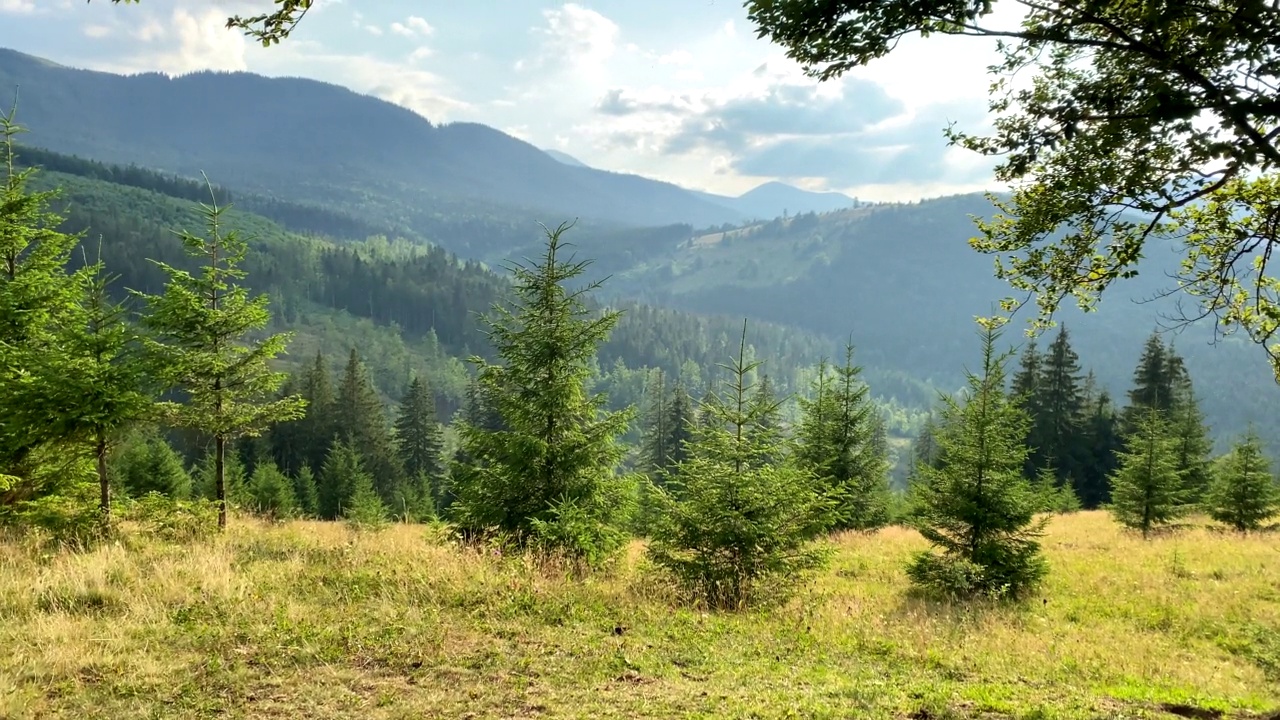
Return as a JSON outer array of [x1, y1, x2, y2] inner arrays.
[[97, 429, 110, 525], [216, 434, 227, 529]]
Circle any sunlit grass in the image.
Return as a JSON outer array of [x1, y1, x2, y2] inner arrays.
[[1, 511, 1276, 718]]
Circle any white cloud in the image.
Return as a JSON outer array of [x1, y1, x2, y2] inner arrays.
[[523, 3, 619, 80], [82, 24, 112, 39], [390, 15, 434, 37], [364, 25, 383, 36], [0, 0, 35, 14]]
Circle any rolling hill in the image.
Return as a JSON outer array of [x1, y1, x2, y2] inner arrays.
[[0, 48, 744, 231]]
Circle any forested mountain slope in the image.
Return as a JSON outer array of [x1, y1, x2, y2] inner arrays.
[[0, 48, 743, 232], [598, 194, 1280, 445], [23, 151, 837, 423]]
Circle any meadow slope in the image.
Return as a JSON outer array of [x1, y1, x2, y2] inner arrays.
[[1, 512, 1277, 719]]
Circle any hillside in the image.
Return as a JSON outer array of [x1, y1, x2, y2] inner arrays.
[[595, 195, 1280, 445], [0, 48, 744, 232], [3, 513, 1277, 718], [19, 148, 839, 424]]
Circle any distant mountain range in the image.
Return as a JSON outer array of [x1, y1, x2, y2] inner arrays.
[[0, 48, 741, 229], [4, 46, 1277, 449], [542, 146, 859, 220]]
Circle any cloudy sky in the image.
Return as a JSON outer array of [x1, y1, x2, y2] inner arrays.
[[0, 0, 1013, 200]]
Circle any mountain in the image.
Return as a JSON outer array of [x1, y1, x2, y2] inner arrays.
[[694, 181, 859, 221], [0, 48, 744, 231], [544, 149, 589, 168], [594, 194, 1280, 446]]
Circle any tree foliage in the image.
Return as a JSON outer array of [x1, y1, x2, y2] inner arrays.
[[648, 322, 834, 610], [1109, 409, 1186, 538], [747, 0, 1280, 378], [136, 195, 303, 528], [907, 321, 1047, 600], [795, 345, 891, 531], [1207, 431, 1279, 532], [449, 222, 635, 566]]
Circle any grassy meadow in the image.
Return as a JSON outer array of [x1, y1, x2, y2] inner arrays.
[[1, 511, 1277, 719]]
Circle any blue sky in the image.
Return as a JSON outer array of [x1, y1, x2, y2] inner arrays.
[[0, 0, 1011, 200]]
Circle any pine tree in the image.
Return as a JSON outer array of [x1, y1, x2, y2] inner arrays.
[[450, 222, 635, 566], [246, 458, 296, 521], [648, 322, 834, 609], [136, 195, 304, 529], [295, 351, 336, 474], [747, 373, 784, 465], [18, 256, 154, 521], [194, 447, 247, 507], [1034, 326, 1085, 482], [1030, 465, 1082, 515], [0, 106, 95, 500], [1207, 432, 1279, 532], [666, 383, 695, 471], [1109, 409, 1185, 538], [335, 348, 406, 507], [445, 377, 506, 516], [1166, 357, 1213, 505], [639, 369, 672, 478], [1123, 333, 1177, 429], [344, 468, 388, 530], [292, 463, 319, 518], [1075, 373, 1122, 508], [795, 345, 891, 531], [113, 430, 191, 499], [907, 321, 1047, 600], [394, 375, 445, 507], [318, 439, 367, 521]]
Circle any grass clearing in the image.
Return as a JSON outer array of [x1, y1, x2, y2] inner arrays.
[[1, 511, 1277, 719]]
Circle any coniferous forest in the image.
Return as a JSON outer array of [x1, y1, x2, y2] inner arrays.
[[3, 4, 1280, 714]]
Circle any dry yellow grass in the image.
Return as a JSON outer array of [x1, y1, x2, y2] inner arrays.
[[0, 511, 1276, 719]]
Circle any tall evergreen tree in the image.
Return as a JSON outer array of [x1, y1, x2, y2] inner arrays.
[[1076, 376, 1122, 508], [648, 323, 834, 609], [193, 447, 247, 507], [1123, 333, 1177, 430], [450, 223, 635, 566], [295, 351, 336, 474], [1207, 432, 1279, 532], [1109, 410, 1185, 538], [136, 196, 304, 528], [907, 321, 1046, 600], [795, 344, 891, 531], [394, 375, 445, 511], [335, 348, 406, 507], [20, 255, 153, 520], [0, 106, 93, 501], [1166, 357, 1213, 505], [1033, 325, 1085, 482], [639, 369, 672, 479], [665, 383, 695, 472]]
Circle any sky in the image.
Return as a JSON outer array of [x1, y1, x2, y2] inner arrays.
[[0, 0, 1017, 201]]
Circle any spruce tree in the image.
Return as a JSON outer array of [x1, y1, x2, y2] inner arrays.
[[394, 375, 445, 511], [335, 348, 406, 507], [1123, 333, 1177, 429], [194, 447, 247, 506], [19, 257, 154, 520], [795, 344, 891, 531], [318, 439, 370, 521], [1075, 373, 1122, 508], [907, 321, 1047, 600], [1207, 432, 1279, 532], [296, 351, 336, 474], [648, 322, 834, 609], [1034, 326, 1085, 482], [666, 383, 695, 470], [246, 458, 296, 520], [1166, 357, 1213, 505], [292, 463, 319, 518], [0, 106, 92, 496], [136, 196, 304, 529], [1108, 409, 1185, 538], [450, 222, 635, 566], [114, 430, 191, 499], [639, 369, 672, 478]]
